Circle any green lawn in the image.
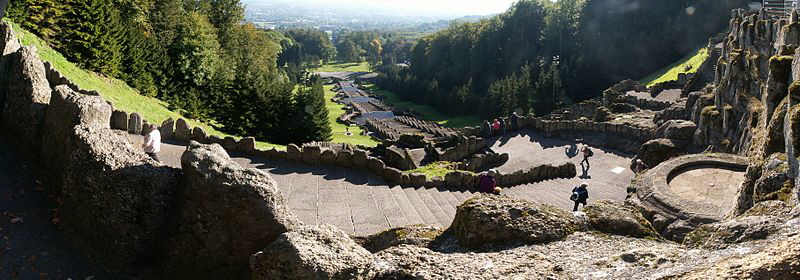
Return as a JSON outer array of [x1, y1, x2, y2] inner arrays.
[[364, 84, 482, 128], [640, 47, 709, 86], [313, 61, 370, 72], [6, 19, 283, 150], [324, 84, 380, 147]]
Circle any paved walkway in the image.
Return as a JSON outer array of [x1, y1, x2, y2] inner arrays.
[[131, 130, 636, 236]]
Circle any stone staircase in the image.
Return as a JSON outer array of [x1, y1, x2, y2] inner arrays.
[[686, 43, 721, 93]]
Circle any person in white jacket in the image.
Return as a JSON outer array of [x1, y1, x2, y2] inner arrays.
[[142, 124, 161, 162]]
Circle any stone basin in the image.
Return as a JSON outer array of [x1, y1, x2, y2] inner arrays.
[[667, 165, 745, 215]]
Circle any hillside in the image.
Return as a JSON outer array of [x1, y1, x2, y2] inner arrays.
[[6, 19, 286, 149], [376, 0, 749, 119]]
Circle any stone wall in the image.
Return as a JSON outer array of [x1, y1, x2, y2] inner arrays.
[[461, 115, 656, 144], [0, 22, 300, 276]]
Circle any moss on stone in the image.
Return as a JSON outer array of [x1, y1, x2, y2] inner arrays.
[[702, 106, 721, 117]]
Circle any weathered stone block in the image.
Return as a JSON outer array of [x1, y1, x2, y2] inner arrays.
[[159, 118, 174, 140], [163, 142, 301, 280], [190, 126, 207, 143], [111, 110, 128, 131], [127, 112, 142, 135], [174, 118, 192, 142], [3, 46, 51, 150], [287, 144, 302, 161], [62, 124, 179, 271]]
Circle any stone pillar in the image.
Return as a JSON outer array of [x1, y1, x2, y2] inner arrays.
[[127, 112, 142, 135]]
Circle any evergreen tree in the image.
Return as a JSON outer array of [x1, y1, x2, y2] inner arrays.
[[61, 0, 124, 76], [292, 76, 332, 143]]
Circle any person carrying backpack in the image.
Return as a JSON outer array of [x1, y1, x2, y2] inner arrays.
[[580, 144, 593, 167], [570, 182, 589, 211]]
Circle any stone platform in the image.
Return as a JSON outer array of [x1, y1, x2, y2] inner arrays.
[[130, 131, 636, 236]]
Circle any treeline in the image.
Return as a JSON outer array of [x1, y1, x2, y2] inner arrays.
[[7, 0, 331, 145], [376, 0, 748, 119]]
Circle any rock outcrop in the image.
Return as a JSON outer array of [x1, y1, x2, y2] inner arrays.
[[683, 215, 782, 249], [678, 234, 800, 279], [60, 124, 180, 271], [161, 142, 301, 280], [361, 224, 443, 253], [251, 224, 376, 280], [374, 244, 557, 279], [2, 46, 50, 152], [654, 120, 697, 142], [583, 200, 659, 239], [631, 138, 684, 169], [449, 194, 577, 247], [40, 85, 112, 190]]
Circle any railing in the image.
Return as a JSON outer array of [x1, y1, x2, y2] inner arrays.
[[764, 0, 798, 19]]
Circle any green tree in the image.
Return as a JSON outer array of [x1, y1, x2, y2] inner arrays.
[[61, 0, 124, 76], [170, 11, 221, 86]]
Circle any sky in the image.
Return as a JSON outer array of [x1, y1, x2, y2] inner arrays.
[[245, 0, 519, 17]]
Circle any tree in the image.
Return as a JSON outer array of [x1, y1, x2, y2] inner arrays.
[[336, 38, 362, 62], [291, 76, 332, 143], [170, 11, 221, 87], [61, 0, 124, 76], [367, 38, 383, 68]]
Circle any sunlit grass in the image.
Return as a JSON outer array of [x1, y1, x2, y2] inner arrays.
[[407, 161, 460, 179], [6, 19, 285, 150], [313, 61, 370, 72], [364, 84, 482, 128], [324, 84, 380, 146], [640, 47, 709, 86]]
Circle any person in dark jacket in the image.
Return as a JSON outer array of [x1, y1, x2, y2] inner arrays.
[[571, 182, 589, 211], [478, 169, 498, 193], [498, 118, 506, 135], [510, 112, 519, 131]]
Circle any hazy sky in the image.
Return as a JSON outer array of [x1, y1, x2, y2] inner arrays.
[[246, 0, 519, 16]]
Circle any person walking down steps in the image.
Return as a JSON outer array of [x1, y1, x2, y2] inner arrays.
[[580, 144, 593, 167], [571, 182, 589, 211], [142, 124, 162, 162]]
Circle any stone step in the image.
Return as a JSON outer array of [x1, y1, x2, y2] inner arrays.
[[317, 176, 355, 236], [402, 186, 441, 227], [437, 186, 463, 212], [428, 187, 457, 222], [370, 183, 410, 229], [347, 182, 391, 236], [388, 185, 425, 226], [416, 187, 451, 227], [286, 173, 319, 226]]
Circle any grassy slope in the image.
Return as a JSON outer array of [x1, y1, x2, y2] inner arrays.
[[364, 84, 482, 128], [324, 84, 380, 146], [7, 20, 289, 149], [313, 61, 370, 72], [640, 47, 709, 86]]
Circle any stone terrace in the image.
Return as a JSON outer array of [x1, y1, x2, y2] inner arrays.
[[130, 130, 635, 236]]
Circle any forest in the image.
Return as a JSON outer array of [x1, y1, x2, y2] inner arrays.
[[375, 0, 750, 118], [7, 0, 331, 145]]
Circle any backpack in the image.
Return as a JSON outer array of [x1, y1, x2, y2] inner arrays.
[[586, 148, 594, 157], [570, 191, 579, 201]]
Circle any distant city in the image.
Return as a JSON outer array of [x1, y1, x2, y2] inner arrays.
[[243, 2, 490, 34]]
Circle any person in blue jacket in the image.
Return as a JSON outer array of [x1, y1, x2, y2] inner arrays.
[[571, 182, 589, 211]]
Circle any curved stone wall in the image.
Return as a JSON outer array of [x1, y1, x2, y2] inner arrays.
[[628, 153, 748, 241]]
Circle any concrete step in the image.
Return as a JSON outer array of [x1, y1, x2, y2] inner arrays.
[[347, 182, 390, 236], [427, 187, 457, 224], [286, 174, 319, 226], [388, 185, 425, 225], [317, 177, 355, 236], [416, 187, 451, 227], [402, 186, 441, 227], [370, 183, 410, 229]]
